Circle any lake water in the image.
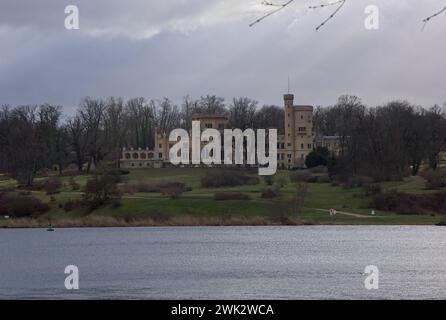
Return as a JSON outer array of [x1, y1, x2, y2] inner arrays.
[[0, 226, 445, 299]]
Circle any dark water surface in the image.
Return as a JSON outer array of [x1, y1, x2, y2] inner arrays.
[[0, 226, 445, 299]]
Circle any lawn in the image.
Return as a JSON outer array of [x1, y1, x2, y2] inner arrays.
[[0, 168, 444, 226]]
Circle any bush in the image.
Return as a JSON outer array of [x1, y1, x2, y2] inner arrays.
[[214, 192, 251, 201], [305, 147, 329, 168], [289, 171, 312, 183], [261, 187, 281, 199], [201, 169, 259, 188], [43, 178, 63, 195], [370, 191, 446, 215], [422, 170, 446, 189], [160, 185, 185, 200], [83, 172, 121, 211], [0, 193, 49, 218]]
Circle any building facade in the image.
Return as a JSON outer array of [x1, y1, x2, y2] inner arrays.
[[121, 93, 339, 169]]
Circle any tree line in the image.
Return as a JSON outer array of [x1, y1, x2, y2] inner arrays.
[[0, 94, 445, 186], [313, 95, 446, 181], [0, 95, 283, 186]]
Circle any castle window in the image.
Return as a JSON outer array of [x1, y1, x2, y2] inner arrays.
[[140, 153, 147, 159], [159, 144, 162, 149], [287, 143, 291, 147], [301, 144, 304, 149], [148, 152, 154, 159], [308, 144, 312, 149], [132, 153, 139, 159], [205, 123, 212, 128], [125, 153, 131, 159], [159, 153, 163, 159], [298, 127, 306, 132]]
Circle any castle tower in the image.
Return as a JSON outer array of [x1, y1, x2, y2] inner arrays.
[[284, 94, 295, 167], [283, 94, 314, 168]]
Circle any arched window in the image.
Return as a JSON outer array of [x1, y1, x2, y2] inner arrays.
[[125, 153, 131, 159], [132, 153, 139, 159]]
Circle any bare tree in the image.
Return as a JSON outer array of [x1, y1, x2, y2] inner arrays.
[[67, 116, 87, 172], [195, 95, 227, 116], [426, 105, 446, 170], [228, 97, 257, 129], [79, 97, 106, 173], [254, 105, 284, 134], [155, 98, 181, 134], [180, 95, 198, 131], [103, 97, 126, 167]]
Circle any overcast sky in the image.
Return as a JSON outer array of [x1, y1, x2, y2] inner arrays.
[[0, 0, 445, 114]]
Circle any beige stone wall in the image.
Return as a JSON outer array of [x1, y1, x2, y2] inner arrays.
[[120, 148, 163, 168], [191, 114, 228, 133], [154, 131, 170, 161]]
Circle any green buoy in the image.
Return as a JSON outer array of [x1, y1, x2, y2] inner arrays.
[[47, 223, 55, 232]]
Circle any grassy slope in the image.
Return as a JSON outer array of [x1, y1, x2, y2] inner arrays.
[[0, 168, 443, 226]]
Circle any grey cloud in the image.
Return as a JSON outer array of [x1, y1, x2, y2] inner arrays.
[[0, 0, 445, 113]]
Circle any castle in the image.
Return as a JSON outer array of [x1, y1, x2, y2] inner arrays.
[[121, 94, 340, 169]]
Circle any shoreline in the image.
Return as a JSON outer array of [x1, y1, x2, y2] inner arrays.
[[0, 216, 443, 229]]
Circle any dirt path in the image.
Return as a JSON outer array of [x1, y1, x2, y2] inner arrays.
[[315, 209, 376, 218]]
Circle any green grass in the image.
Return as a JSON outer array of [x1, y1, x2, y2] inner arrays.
[[1, 168, 444, 226]]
